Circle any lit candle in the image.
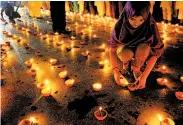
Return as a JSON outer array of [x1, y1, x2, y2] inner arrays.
[[21, 27, 26, 31], [158, 114, 175, 125], [59, 70, 68, 79], [56, 41, 63, 46], [93, 83, 102, 91], [157, 78, 168, 86], [119, 78, 129, 87], [99, 60, 109, 68], [25, 60, 32, 67], [41, 87, 51, 96], [7, 32, 12, 37], [35, 51, 42, 56], [180, 76, 183, 83], [29, 69, 36, 76], [80, 41, 86, 45], [94, 106, 108, 121], [29, 117, 36, 125], [65, 79, 75, 87], [37, 79, 49, 89], [128, 83, 137, 91], [175, 92, 183, 101], [161, 65, 167, 72], [71, 36, 76, 40], [81, 51, 89, 57], [100, 43, 106, 51], [50, 58, 57, 65]]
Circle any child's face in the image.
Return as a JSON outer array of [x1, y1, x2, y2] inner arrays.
[[128, 16, 145, 28]]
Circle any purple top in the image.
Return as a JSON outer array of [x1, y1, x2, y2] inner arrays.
[[110, 1, 164, 58]]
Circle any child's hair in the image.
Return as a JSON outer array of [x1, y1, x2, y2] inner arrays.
[[124, 1, 151, 20]]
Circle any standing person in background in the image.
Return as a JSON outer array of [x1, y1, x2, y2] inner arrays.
[[78, 1, 84, 14], [150, 1, 155, 14], [175, 1, 183, 25], [94, 1, 105, 17], [50, 1, 71, 34], [1, 1, 20, 24], [160, 1, 172, 23]]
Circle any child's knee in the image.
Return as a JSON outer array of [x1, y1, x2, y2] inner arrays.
[[136, 43, 150, 58], [119, 49, 134, 62]]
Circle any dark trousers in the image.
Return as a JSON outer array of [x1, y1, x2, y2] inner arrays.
[[50, 1, 66, 32]]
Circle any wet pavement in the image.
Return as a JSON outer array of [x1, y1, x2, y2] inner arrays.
[[1, 11, 183, 125]]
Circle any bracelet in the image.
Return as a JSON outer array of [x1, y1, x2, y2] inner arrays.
[[112, 67, 120, 72]]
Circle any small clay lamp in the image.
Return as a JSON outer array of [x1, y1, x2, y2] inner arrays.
[[18, 119, 31, 125], [81, 51, 89, 57], [30, 69, 36, 76], [93, 83, 102, 91], [35, 51, 42, 56], [161, 65, 167, 72], [175, 92, 183, 101], [41, 87, 51, 96], [94, 107, 108, 121], [71, 36, 76, 40], [65, 79, 75, 87], [25, 61, 32, 67], [50, 58, 57, 65], [7, 32, 13, 37], [157, 78, 168, 86], [66, 46, 72, 52], [59, 71, 68, 79], [128, 83, 137, 91], [56, 41, 63, 46], [160, 117, 175, 125]]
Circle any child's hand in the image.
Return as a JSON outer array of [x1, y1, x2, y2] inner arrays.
[[137, 76, 147, 89]]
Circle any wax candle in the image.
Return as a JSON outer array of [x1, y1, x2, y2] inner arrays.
[[41, 87, 51, 96], [93, 83, 102, 91], [50, 58, 57, 65], [65, 79, 75, 87], [94, 106, 108, 121], [59, 71, 68, 79]]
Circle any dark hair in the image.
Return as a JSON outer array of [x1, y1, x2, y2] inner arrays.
[[124, 1, 150, 20]]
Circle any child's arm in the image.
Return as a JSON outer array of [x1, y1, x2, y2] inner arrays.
[[109, 47, 122, 85], [137, 56, 157, 89]]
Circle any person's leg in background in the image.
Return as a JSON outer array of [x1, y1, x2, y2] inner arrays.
[[50, 1, 70, 34]]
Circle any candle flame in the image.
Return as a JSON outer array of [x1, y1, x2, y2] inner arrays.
[[99, 107, 102, 111], [30, 117, 35, 122], [158, 114, 163, 121]]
